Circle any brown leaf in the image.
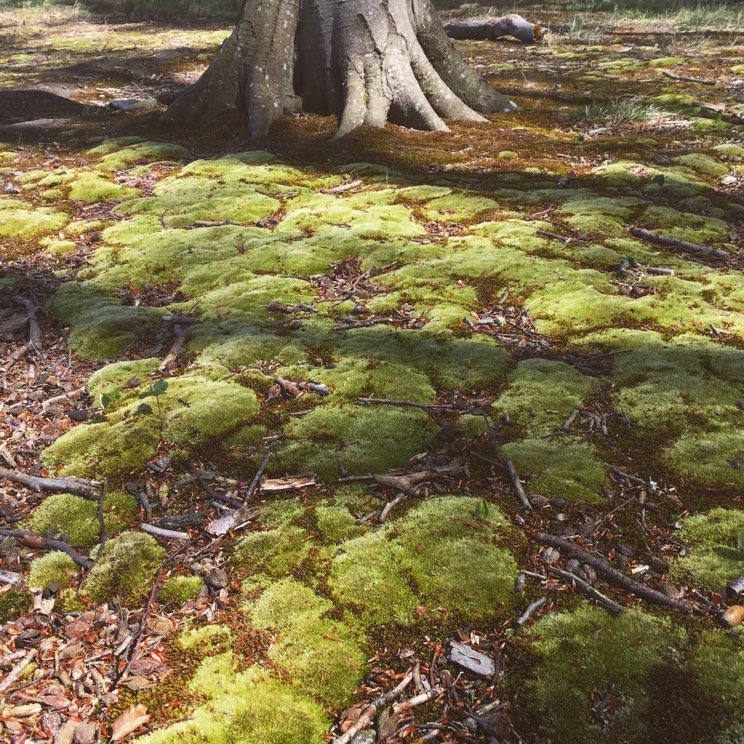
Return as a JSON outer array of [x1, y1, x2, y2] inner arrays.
[[110, 704, 151, 741]]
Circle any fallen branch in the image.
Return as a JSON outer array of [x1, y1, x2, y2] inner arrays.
[[0, 649, 37, 694], [445, 13, 543, 43], [546, 565, 625, 616], [0, 467, 100, 500], [534, 532, 694, 613], [393, 685, 444, 714], [245, 451, 272, 501], [333, 670, 414, 744], [0, 528, 92, 568], [516, 596, 547, 626], [501, 457, 532, 511], [629, 227, 730, 265], [379, 492, 407, 523], [662, 70, 716, 86], [141, 524, 190, 541], [159, 325, 192, 371]]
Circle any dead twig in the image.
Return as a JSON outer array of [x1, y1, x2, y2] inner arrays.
[[245, 451, 272, 501], [546, 566, 625, 616], [0, 467, 100, 500], [629, 227, 730, 265], [0, 528, 92, 568], [534, 533, 694, 613], [516, 596, 547, 626]]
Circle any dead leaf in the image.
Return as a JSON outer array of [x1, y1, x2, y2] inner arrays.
[[110, 704, 151, 741]]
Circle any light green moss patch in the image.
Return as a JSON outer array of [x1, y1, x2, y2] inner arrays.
[[495, 358, 597, 436], [137, 654, 328, 744], [177, 624, 234, 654], [672, 153, 729, 177], [0, 588, 32, 624], [83, 531, 164, 605], [68, 172, 140, 202], [41, 238, 77, 254], [160, 576, 204, 603], [87, 358, 161, 402], [248, 578, 366, 705], [234, 526, 312, 576], [0, 197, 68, 238], [671, 508, 744, 589], [713, 144, 744, 160], [423, 192, 502, 223], [330, 497, 517, 624], [22, 491, 137, 546], [500, 438, 608, 502], [277, 404, 436, 480], [666, 430, 744, 489], [95, 141, 191, 172], [524, 607, 686, 744], [315, 505, 360, 544], [28, 551, 78, 589]]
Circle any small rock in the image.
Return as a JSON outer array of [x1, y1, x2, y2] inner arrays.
[[350, 732, 375, 744], [550, 497, 568, 508], [4, 184, 19, 194], [73, 722, 97, 744], [204, 569, 228, 590], [722, 605, 744, 628], [68, 409, 89, 421], [720, 174, 737, 186], [541, 547, 561, 565], [449, 640, 496, 677]]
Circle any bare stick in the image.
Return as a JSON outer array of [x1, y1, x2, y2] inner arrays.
[[0, 528, 92, 568], [379, 492, 407, 523], [141, 524, 190, 541], [393, 685, 444, 714], [95, 478, 108, 561], [516, 596, 547, 626], [534, 533, 694, 613], [333, 671, 414, 744], [159, 325, 192, 371], [245, 451, 272, 501], [501, 457, 532, 511], [662, 70, 716, 85], [0, 467, 100, 500], [0, 649, 37, 694], [359, 397, 456, 412], [546, 566, 625, 616]]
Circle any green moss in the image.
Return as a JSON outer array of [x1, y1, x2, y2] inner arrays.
[[691, 631, 744, 739], [160, 576, 204, 603], [22, 491, 136, 546], [95, 141, 191, 172], [667, 430, 744, 489], [28, 551, 78, 589], [495, 358, 597, 436], [315, 505, 360, 544], [277, 404, 436, 480], [524, 607, 687, 744], [44, 376, 259, 477], [500, 438, 608, 502], [137, 654, 328, 744], [68, 172, 140, 202], [233, 526, 311, 576], [87, 358, 161, 402], [0, 588, 32, 624], [672, 153, 729, 177], [713, 144, 744, 160], [498, 150, 519, 160], [330, 497, 517, 624], [50, 283, 162, 360], [83, 531, 164, 605], [423, 192, 502, 223], [41, 237, 77, 254], [671, 508, 744, 589], [248, 579, 366, 705], [0, 197, 68, 239], [177, 624, 234, 654]]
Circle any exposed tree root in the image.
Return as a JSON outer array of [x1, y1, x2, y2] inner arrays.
[[163, 0, 517, 137], [444, 14, 543, 44]]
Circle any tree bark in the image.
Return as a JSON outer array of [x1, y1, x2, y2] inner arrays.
[[163, 0, 517, 137]]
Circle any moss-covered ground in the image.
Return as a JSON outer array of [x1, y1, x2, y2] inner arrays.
[[1, 1, 743, 742]]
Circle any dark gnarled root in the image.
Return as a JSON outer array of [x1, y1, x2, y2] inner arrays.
[[162, 0, 518, 137]]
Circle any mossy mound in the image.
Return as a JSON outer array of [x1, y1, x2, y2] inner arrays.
[[234, 526, 312, 577], [500, 438, 608, 502], [137, 654, 329, 744], [92, 140, 191, 172], [28, 551, 78, 590], [160, 576, 204, 604], [523, 607, 686, 744], [330, 496, 518, 624], [671, 508, 744, 589], [22, 492, 137, 546], [83, 531, 165, 605], [247, 578, 366, 706], [0, 588, 32, 624], [0, 197, 68, 239], [43, 376, 260, 477], [495, 358, 597, 436]]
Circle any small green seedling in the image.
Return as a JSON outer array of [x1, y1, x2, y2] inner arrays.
[[144, 379, 169, 440], [100, 388, 122, 410], [474, 499, 490, 521]]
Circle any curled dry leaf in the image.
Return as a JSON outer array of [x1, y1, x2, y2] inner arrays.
[[111, 704, 151, 741]]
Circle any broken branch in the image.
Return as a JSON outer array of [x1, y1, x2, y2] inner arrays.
[[445, 13, 543, 43], [0, 467, 100, 500]]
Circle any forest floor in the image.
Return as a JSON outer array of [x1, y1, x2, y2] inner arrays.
[[1, 2, 743, 743]]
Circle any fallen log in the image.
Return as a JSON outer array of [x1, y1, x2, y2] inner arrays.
[[445, 13, 543, 44], [0, 467, 100, 500], [534, 532, 694, 613]]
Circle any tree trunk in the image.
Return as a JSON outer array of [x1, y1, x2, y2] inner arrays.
[[162, 0, 517, 138]]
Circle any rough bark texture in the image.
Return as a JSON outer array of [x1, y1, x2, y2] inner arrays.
[[163, 0, 517, 137]]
